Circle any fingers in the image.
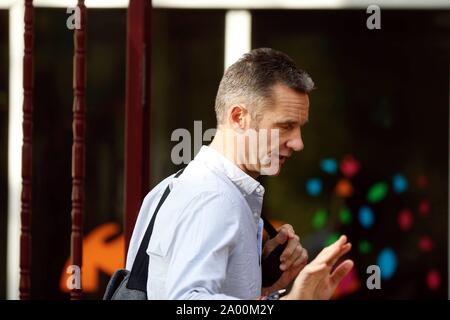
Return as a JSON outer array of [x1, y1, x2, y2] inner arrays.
[[289, 247, 309, 270], [278, 224, 294, 240], [263, 224, 294, 257], [280, 234, 298, 261], [302, 262, 327, 276], [314, 235, 350, 266], [280, 237, 308, 271], [328, 242, 352, 267], [287, 238, 353, 300], [340, 243, 352, 257], [275, 228, 291, 245], [273, 224, 293, 245], [277, 225, 308, 271], [330, 259, 354, 286]]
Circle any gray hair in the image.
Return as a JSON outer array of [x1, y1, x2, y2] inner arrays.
[[214, 47, 315, 125]]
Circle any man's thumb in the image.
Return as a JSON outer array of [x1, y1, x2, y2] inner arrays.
[[265, 228, 289, 254], [273, 228, 289, 245]]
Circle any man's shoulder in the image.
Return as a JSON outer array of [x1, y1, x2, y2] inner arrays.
[[141, 172, 176, 203], [175, 162, 244, 205], [142, 162, 248, 217]]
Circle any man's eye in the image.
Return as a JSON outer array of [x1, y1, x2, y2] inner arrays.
[[279, 123, 292, 130]]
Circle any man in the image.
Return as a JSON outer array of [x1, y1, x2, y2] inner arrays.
[[126, 48, 353, 300]]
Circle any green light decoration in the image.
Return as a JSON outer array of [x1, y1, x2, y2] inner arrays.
[[339, 207, 352, 225], [367, 182, 388, 203], [358, 240, 373, 254], [325, 232, 340, 246], [312, 209, 328, 229]]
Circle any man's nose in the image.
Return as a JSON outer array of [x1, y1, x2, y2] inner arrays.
[[286, 127, 304, 152]]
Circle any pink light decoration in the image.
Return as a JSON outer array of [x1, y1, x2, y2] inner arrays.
[[418, 235, 434, 252], [426, 269, 441, 290], [418, 199, 430, 217], [332, 267, 360, 299], [340, 155, 360, 179], [398, 209, 413, 231]]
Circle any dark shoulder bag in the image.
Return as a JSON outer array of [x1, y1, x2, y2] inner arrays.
[[103, 169, 285, 299], [103, 169, 184, 300]]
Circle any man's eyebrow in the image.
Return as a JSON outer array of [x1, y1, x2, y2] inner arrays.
[[275, 118, 299, 124], [277, 118, 309, 125]]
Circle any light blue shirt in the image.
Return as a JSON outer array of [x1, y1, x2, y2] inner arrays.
[[126, 146, 265, 299]]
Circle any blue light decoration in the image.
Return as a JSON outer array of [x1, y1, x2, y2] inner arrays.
[[392, 174, 408, 194], [377, 248, 398, 280], [321, 158, 338, 174], [304, 154, 438, 297], [358, 206, 375, 229], [306, 178, 322, 196]]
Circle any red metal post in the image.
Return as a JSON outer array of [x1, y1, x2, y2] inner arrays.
[[20, 0, 34, 300], [124, 0, 151, 252], [70, 0, 86, 300]]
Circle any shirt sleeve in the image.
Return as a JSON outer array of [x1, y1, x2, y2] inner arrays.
[[161, 191, 244, 300]]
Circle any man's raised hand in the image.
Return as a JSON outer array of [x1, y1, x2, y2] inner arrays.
[[282, 235, 354, 300]]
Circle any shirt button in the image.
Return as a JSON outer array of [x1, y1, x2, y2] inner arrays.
[[256, 187, 261, 193]]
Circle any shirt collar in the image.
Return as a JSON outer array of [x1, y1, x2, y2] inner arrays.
[[194, 145, 265, 198]]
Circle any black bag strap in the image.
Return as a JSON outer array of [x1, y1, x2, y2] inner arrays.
[[126, 167, 284, 292], [126, 168, 185, 292], [261, 215, 287, 287], [261, 215, 277, 238]]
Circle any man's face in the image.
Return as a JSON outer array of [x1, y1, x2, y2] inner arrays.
[[253, 83, 310, 176]]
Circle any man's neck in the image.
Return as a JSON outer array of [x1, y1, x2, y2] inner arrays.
[[209, 128, 259, 179]]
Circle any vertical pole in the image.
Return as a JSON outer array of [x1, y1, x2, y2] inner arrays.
[[19, 0, 33, 300], [448, 54, 450, 300], [70, 0, 86, 300], [124, 0, 150, 252]]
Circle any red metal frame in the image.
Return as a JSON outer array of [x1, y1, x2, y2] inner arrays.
[[124, 0, 151, 252], [19, 0, 151, 298], [19, 0, 34, 300], [70, 0, 87, 300]]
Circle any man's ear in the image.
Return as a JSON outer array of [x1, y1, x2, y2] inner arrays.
[[228, 104, 250, 130]]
